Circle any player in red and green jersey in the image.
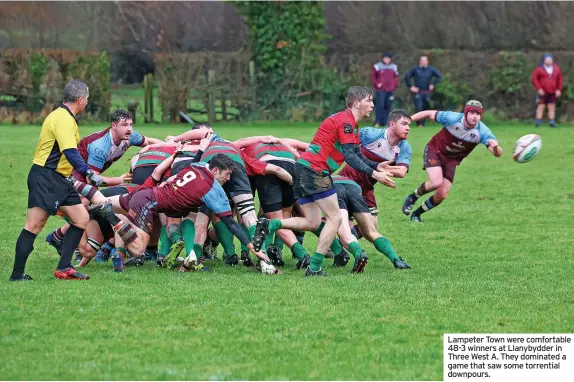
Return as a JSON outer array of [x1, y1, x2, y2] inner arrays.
[[192, 139, 293, 267], [253, 86, 397, 277], [131, 145, 176, 185], [240, 138, 311, 269]]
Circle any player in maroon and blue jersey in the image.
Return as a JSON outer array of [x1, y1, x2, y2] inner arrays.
[[73, 109, 163, 185], [253, 86, 396, 277], [88, 154, 271, 272], [402, 100, 503, 222]]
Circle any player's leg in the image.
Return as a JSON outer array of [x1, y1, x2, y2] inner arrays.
[[414, 94, 424, 127], [419, 94, 431, 127], [163, 216, 184, 267], [56, 202, 90, 279], [336, 208, 368, 273], [403, 146, 443, 215], [535, 98, 545, 127], [411, 171, 453, 222], [77, 220, 105, 267], [209, 213, 240, 266], [309, 194, 343, 274], [353, 211, 410, 269], [547, 102, 557, 127], [46, 223, 69, 256], [11, 206, 49, 281], [111, 216, 149, 272]]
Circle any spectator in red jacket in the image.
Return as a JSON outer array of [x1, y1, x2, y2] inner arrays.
[[531, 53, 563, 128], [371, 52, 399, 127]]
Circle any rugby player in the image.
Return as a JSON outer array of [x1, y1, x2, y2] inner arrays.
[[10, 79, 102, 281], [332, 175, 411, 271], [339, 109, 412, 227], [402, 100, 503, 222], [240, 138, 311, 268], [253, 86, 396, 277], [88, 154, 272, 272]]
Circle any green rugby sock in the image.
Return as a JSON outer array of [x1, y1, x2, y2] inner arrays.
[[291, 242, 307, 261], [347, 241, 363, 260], [309, 252, 325, 272], [193, 243, 203, 259], [167, 223, 183, 243], [264, 233, 275, 249], [158, 225, 171, 256], [273, 235, 284, 251], [269, 219, 282, 232], [214, 221, 236, 256], [373, 237, 399, 262], [181, 219, 196, 256]]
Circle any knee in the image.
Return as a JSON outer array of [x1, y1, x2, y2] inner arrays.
[[70, 214, 89, 230], [428, 179, 442, 190], [24, 220, 47, 235], [327, 213, 343, 228]]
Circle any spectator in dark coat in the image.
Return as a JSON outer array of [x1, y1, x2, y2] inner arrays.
[[404, 56, 442, 127], [370, 52, 399, 127], [531, 53, 563, 128]]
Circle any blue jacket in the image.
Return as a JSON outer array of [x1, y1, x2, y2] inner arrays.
[[404, 65, 442, 92]]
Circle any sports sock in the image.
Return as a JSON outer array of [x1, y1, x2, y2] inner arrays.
[[309, 252, 325, 272], [214, 221, 236, 256], [413, 195, 442, 216], [264, 233, 275, 249], [240, 225, 252, 252], [294, 230, 305, 244], [57, 225, 85, 269], [347, 241, 363, 260], [181, 219, 196, 256], [167, 223, 183, 243], [193, 243, 203, 259], [273, 234, 284, 251], [414, 183, 429, 199], [312, 221, 326, 237], [291, 242, 308, 261], [373, 236, 399, 262], [52, 227, 65, 243], [350, 224, 362, 240], [11, 229, 36, 278], [116, 247, 129, 260], [535, 119, 541, 126], [158, 225, 171, 256], [549, 120, 555, 127], [268, 219, 282, 232]]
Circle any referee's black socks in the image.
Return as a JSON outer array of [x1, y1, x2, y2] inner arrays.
[[11, 229, 37, 278], [57, 224, 85, 270]]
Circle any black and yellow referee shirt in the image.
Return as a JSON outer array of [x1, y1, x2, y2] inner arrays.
[[32, 105, 79, 177]]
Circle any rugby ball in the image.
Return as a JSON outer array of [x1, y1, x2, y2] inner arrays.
[[513, 134, 542, 163]]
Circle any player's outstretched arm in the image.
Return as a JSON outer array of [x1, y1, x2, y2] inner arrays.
[[151, 154, 176, 183], [219, 215, 271, 263], [233, 135, 279, 148], [410, 110, 438, 122]]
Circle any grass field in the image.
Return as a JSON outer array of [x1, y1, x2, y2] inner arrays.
[[1, 121, 573, 381]]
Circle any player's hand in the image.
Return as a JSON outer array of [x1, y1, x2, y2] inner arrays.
[[248, 243, 270, 263], [410, 86, 419, 93], [262, 136, 279, 144], [537, 89, 545, 96], [199, 132, 212, 151], [372, 170, 396, 189], [556, 90, 562, 98], [165, 135, 177, 143], [120, 173, 133, 184], [488, 140, 503, 157], [376, 160, 402, 172], [86, 170, 105, 187]]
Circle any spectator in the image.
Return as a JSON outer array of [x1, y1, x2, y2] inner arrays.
[[404, 56, 442, 127], [370, 52, 399, 127], [531, 53, 563, 128]]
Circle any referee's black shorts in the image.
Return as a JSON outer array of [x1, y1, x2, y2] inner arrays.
[[27, 164, 81, 215]]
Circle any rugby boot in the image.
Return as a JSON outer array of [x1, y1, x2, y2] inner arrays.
[[402, 194, 416, 216], [9, 274, 34, 282], [54, 267, 90, 280], [296, 254, 311, 270], [305, 267, 329, 277], [393, 257, 411, 269], [225, 253, 239, 266], [240, 250, 254, 267], [332, 248, 350, 267], [252, 218, 270, 252], [352, 251, 369, 273], [267, 245, 284, 267]]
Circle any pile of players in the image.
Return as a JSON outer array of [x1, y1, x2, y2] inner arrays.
[[45, 87, 502, 277]]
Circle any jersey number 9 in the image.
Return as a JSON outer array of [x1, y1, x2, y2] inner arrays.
[[176, 170, 196, 187]]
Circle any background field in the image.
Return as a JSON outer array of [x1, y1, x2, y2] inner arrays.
[[1, 122, 573, 381]]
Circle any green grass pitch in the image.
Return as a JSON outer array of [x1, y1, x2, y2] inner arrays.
[[0, 122, 572, 380]]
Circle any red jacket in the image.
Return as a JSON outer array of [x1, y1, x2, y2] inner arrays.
[[371, 62, 399, 92], [531, 65, 563, 94]]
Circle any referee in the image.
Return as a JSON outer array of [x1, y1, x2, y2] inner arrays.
[[10, 80, 104, 281]]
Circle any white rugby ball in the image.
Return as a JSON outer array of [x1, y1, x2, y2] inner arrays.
[[513, 134, 542, 163]]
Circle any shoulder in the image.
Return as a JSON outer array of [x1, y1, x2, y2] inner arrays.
[[436, 110, 463, 124], [360, 127, 385, 143]]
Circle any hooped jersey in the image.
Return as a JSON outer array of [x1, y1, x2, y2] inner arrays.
[[298, 109, 360, 174], [242, 142, 296, 162]]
